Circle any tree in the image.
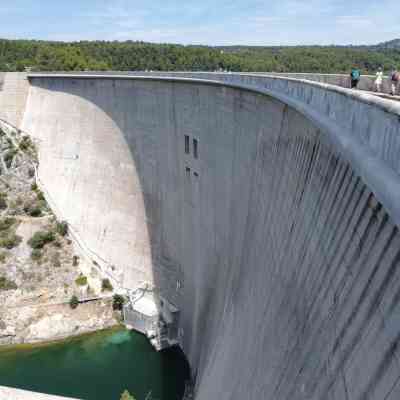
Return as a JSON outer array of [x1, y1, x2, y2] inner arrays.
[[69, 295, 79, 309], [1, 38, 400, 74], [120, 390, 135, 400], [101, 278, 113, 292], [112, 294, 125, 310]]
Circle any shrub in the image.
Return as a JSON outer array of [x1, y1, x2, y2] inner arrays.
[[69, 295, 79, 309], [37, 199, 48, 210], [120, 390, 135, 400], [28, 230, 55, 249], [112, 294, 125, 310], [0, 197, 7, 210], [72, 255, 79, 266], [101, 278, 113, 292], [33, 208, 42, 218], [55, 221, 68, 237], [29, 207, 42, 217], [19, 135, 34, 152], [0, 217, 16, 231], [36, 190, 45, 201], [0, 251, 7, 263], [0, 233, 22, 249], [30, 182, 38, 191], [75, 275, 88, 286], [0, 276, 17, 291], [30, 248, 42, 262]]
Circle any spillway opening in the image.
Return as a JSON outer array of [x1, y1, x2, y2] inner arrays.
[[0, 328, 191, 400]]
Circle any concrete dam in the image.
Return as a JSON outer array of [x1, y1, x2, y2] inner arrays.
[[1, 71, 400, 399]]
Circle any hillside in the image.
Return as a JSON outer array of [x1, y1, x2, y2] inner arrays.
[[374, 38, 400, 50], [0, 38, 400, 74]]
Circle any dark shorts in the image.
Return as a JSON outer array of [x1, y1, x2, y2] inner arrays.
[[351, 79, 359, 88]]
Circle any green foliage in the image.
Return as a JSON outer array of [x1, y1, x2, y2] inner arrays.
[[23, 199, 46, 217], [19, 135, 34, 152], [0, 276, 17, 291], [55, 221, 68, 236], [101, 278, 113, 292], [112, 294, 125, 310], [0, 217, 16, 231], [36, 190, 45, 201], [30, 182, 38, 191], [0, 251, 8, 263], [27, 206, 42, 217], [120, 390, 136, 400], [30, 248, 42, 262], [0, 233, 22, 249], [75, 274, 88, 286], [69, 295, 79, 309], [0, 38, 399, 74], [27, 230, 55, 249]]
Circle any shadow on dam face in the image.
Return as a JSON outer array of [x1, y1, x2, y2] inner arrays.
[[21, 76, 400, 400]]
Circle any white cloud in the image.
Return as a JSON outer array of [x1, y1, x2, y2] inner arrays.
[[335, 15, 374, 27]]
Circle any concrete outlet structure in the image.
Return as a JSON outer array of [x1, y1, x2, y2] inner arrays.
[[1, 71, 400, 399]]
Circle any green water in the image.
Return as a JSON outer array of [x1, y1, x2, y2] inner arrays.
[[0, 328, 190, 400]]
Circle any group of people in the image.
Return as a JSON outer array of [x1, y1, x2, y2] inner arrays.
[[350, 67, 399, 95]]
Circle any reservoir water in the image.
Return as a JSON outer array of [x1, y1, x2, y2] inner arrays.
[[0, 328, 190, 400]]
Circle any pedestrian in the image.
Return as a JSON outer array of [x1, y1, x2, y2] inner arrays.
[[374, 67, 383, 92], [350, 67, 361, 89], [390, 69, 399, 95]]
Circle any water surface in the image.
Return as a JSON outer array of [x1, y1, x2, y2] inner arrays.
[[0, 328, 190, 400]]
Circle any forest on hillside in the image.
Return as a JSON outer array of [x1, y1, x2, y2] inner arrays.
[[1, 39, 400, 73]]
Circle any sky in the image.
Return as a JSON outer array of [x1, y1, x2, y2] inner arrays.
[[0, 0, 398, 46]]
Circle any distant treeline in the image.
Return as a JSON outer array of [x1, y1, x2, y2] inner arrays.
[[1, 38, 400, 73]]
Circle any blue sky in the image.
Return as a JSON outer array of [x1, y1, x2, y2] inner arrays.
[[0, 0, 398, 45]]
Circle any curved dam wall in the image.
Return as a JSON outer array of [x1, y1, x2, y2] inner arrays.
[[1, 72, 400, 399], [0, 72, 30, 127]]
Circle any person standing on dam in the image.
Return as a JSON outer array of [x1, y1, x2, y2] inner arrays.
[[390, 68, 399, 95], [350, 67, 361, 89], [374, 67, 383, 92]]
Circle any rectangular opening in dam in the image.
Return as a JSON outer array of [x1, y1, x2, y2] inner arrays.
[[193, 138, 198, 159], [185, 167, 191, 177], [185, 135, 190, 154]]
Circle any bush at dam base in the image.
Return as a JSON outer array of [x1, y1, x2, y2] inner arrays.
[[0, 328, 190, 400]]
